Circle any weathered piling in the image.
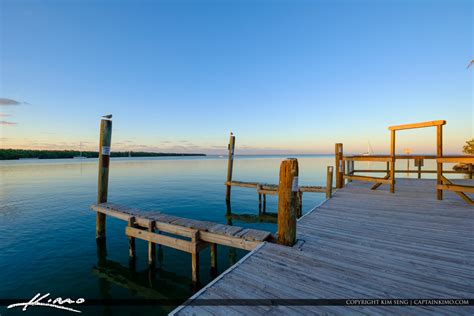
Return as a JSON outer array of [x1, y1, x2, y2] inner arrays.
[[191, 231, 200, 283], [436, 125, 443, 199], [128, 217, 136, 261], [225, 133, 236, 202], [148, 221, 156, 266], [326, 166, 334, 199], [277, 158, 299, 246], [210, 244, 217, 274], [390, 130, 395, 193], [335, 143, 344, 189], [96, 118, 112, 240]]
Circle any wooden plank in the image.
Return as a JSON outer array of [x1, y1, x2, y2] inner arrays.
[[343, 156, 392, 162], [344, 175, 392, 184], [125, 226, 196, 253], [199, 231, 261, 251], [437, 184, 474, 194], [437, 156, 474, 164], [388, 120, 446, 131]]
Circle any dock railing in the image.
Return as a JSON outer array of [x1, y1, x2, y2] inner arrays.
[[334, 120, 474, 204]]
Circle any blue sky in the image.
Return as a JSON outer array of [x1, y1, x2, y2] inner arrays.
[[0, 0, 472, 154]]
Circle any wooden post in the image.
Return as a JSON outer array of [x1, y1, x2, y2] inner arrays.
[[148, 221, 156, 266], [191, 230, 200, 283], [390, 130, 396, 193], [346, 161, 353, 183], [225, 133, 236, 202], [436, 126, 443, 200], [326, 166, 334, 199], [257, 184, 262, 213], [296, 191, 303, 218], [96, 118, 112, 240], [210, 244, 217, 274], [469, 164, 473, 180], [277, 158, 299, 246], [128, 217, 136, 261], [335, 143, 344, 189], [263, 194, 267, 213]]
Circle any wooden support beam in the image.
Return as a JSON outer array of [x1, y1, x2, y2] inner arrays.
[[263, 194, 267, 213], [335, 143, 344, 189], [390, 130, 396, 193], [326, 166, 333, 199], [96, 118, 112, 240], [437, 184, 474, 194], [470, 164, 473, 180], [388, 120, 446, 131], [277, 158, 298, 246], [436, 125, 443, 200], [191, 231, 200, 284], [346, 175, 392, 184], [128, 217, 136, 261], [148, 221, 155, 266], [436, 156, 474, 164], [225, 133, 236, 202], [210, 243, 217, 273], [257, 184, 262, 212]]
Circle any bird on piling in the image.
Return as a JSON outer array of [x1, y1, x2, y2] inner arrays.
[[102, 114, 113, 119]]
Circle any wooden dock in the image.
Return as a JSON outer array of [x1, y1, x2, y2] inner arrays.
[[172, 178, 474, 315]]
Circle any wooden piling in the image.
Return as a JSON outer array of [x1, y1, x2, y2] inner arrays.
[[335, 143, 344, 189], [263, 194, 267, 213], [469, 164, 473, 180], [210, 244, 217, 273], [128, 217, 136, 260], [326, 166, 334, 199], [191, 231, 200, 283], [96, 118, 112, 240], [148, 221, 155, 266], [390, 130, 396, 193], [277, 158, 299, 246], [436, 125, 443, 199], [257, 184, 262, 212], [225, 133, 236, 202]]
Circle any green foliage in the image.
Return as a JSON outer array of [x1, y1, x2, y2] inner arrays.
[[463, 139, 474, 155], [0, 149, 205, 160]]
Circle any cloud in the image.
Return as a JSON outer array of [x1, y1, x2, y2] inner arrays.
[[0, 121, 17, 125], [0, 98, 23, 106], [0, 114, 11, 117]]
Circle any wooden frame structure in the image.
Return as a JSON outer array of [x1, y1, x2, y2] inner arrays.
[[336, 120, 473, 204]]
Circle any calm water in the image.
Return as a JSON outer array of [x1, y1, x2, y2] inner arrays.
[[1, 155, 334, 315], [0, 155, 459, 315]]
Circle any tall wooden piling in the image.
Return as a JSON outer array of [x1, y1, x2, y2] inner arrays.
[[148, 221, 156, 266], [335, 143, 344, 189], [128, 217, 136, 261], [225, 133, 236, 202], [277, 158, 299, 246], [191, 231, 200, 283], [326, 166, 334, 199], [96, 118, 112, 240], [390, 130, 396, 193], [436, 125, 443, 199]]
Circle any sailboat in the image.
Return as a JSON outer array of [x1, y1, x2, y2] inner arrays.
[[361, 141, 374, 156], [73, 142, 87, 159]]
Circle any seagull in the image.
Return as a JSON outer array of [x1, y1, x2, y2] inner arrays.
[[467, 60, 474, 69], [102, 114, 113, 119]]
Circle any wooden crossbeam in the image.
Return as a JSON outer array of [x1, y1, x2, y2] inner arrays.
[[439, 175, 473, 205], [344, 175, 392, 184], [371, 174, 391, 190], [388, 120, 446, 131]]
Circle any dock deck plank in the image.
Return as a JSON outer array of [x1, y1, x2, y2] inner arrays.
[[173, 178, 474, 315]]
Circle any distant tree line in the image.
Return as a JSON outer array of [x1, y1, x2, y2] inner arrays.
[[0, 149, 206, 160]]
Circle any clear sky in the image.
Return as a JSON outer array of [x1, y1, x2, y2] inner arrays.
[[0, 0, 472, 155]]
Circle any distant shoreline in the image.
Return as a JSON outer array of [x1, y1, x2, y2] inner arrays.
[[0, 149, 206, 160]]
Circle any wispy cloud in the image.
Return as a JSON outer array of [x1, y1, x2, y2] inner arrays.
[[0, 98, 24, 106], [0, 121, 17, 125], [0, 113, 11, 117]]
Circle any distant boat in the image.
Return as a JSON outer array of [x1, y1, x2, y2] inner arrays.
[[74, 142, 87, 159], [361, 141, 374, 156]]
